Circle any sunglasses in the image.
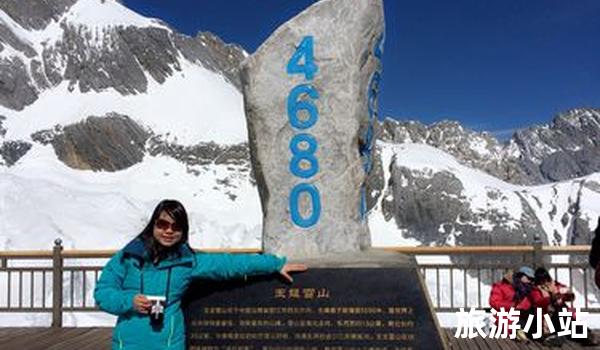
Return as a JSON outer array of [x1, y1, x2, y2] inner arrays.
[[154, 218, 183, 232]]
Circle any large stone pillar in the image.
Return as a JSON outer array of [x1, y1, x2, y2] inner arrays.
[[241, 0, 384, 258]]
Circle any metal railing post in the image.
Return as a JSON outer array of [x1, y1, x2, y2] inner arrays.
[[532, 234, 543, 268], [52, 239, 63, 327]]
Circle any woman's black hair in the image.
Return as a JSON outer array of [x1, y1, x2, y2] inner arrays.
[[534, 267, 552, 285], [137, 199, 190, 263]]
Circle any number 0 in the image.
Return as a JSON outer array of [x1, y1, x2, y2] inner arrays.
[[290, 183, 321, 228]]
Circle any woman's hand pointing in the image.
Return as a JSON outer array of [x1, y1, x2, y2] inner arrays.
[[279, 263, 308, 283]]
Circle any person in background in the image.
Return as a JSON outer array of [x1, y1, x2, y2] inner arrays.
[[590, 217, 600, 289], [489, 266, 536, 341], [530, 267, 572, 345], [94, 199, 307, 350], [532, 267, 573, 318], [533, 267, 597, 346]]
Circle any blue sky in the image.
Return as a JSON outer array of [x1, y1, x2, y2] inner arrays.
[[124, 0, 600, 136]]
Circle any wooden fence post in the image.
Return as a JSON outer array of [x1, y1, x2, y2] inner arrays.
[[533, 234, 543, 269], [52, 238, 63, 327]]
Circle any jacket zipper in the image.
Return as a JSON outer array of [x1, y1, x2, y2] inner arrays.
[[118, 330, 124, 349], [167, 315, 174, 347]]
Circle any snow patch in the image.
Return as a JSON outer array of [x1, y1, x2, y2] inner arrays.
[[64, 0, 167, 30], [0, 144, 261, 250]]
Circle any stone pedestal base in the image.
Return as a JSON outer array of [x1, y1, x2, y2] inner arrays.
[[184, 250, 448, 350]]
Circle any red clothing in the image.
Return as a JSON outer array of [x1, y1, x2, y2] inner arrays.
[[531, 281, 566, 312], [531, 281, 575, 318], [489, 278, 533, 311], [530, 286, 551, 312]]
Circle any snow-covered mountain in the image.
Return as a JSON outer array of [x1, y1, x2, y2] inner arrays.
[[0, 0, 599, 254], [370, 109, 600, 248], [369, 141, 600, 248], [0, 0, 258, 250], [379, 108, 600, 185]]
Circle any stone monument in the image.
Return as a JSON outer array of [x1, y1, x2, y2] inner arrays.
[[241, 0, 383, 258], [185, 0, 448, 349]]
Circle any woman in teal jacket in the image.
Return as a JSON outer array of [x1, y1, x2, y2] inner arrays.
[[94, 199, 305, 350]]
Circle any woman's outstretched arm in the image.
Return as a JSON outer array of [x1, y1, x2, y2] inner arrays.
[[191, 252, 306, 282]]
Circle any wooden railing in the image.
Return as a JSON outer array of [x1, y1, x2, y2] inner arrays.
[[384, 239, 597, 313], [0, 239, 261, 327], [0, 238, 597, 327]]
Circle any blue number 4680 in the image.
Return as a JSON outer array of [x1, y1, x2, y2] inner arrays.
[[287, 36, 318, 81]]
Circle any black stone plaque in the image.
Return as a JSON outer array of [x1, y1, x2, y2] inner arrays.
[[183, 263, 447, 350]]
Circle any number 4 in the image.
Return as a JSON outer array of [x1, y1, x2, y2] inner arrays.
[[287, 36, 318, 81]]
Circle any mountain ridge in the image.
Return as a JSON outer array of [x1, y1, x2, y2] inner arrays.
[[0, 0, 599, 253], [380, 107, 600, 185]]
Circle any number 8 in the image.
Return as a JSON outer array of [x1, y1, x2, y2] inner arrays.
[[289, 133, 319, 179]]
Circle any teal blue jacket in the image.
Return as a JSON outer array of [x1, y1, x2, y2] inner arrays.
[[93, 238, 286, 350]]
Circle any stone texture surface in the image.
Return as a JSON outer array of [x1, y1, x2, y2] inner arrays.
[[0, 57, 39, 110], [0, 0, 76, 30], [379, 119, 531, 185], [378, 108, 600, 186], [372, 137, 600, 255], [27, 112, 253, 178], [147, 139, 251, 168], [174, 31, 246, 91], [0, 140, 31, 166], [241, 0, 384, 258], [364, 140, 385, 213], [0, 0, 248, 111], [0, 22, 37, 58], [34, 113, 150, 171], [0, 115, 6, 137], [386, 167, 470, 245], [58, 25, 163, 95]]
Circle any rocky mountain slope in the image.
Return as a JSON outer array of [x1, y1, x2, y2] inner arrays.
[[369, 141, 600, 249], [0, 0, 257, 250], [371, 108, 600, 247], [0, 0, 598, 252], [379, 108, 600, 185]]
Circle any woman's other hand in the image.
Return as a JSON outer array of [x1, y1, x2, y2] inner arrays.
[[279, 263, 308, 283], [133, 294, 151, 314]]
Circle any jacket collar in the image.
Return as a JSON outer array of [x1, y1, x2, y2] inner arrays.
[[123, 237, 146, 259], [123, 237, 194, 268]]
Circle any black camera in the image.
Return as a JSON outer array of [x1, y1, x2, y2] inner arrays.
[[147, 295, 166, 327]]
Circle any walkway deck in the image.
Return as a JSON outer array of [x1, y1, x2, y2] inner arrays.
[[0, 328, 595, 349]]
